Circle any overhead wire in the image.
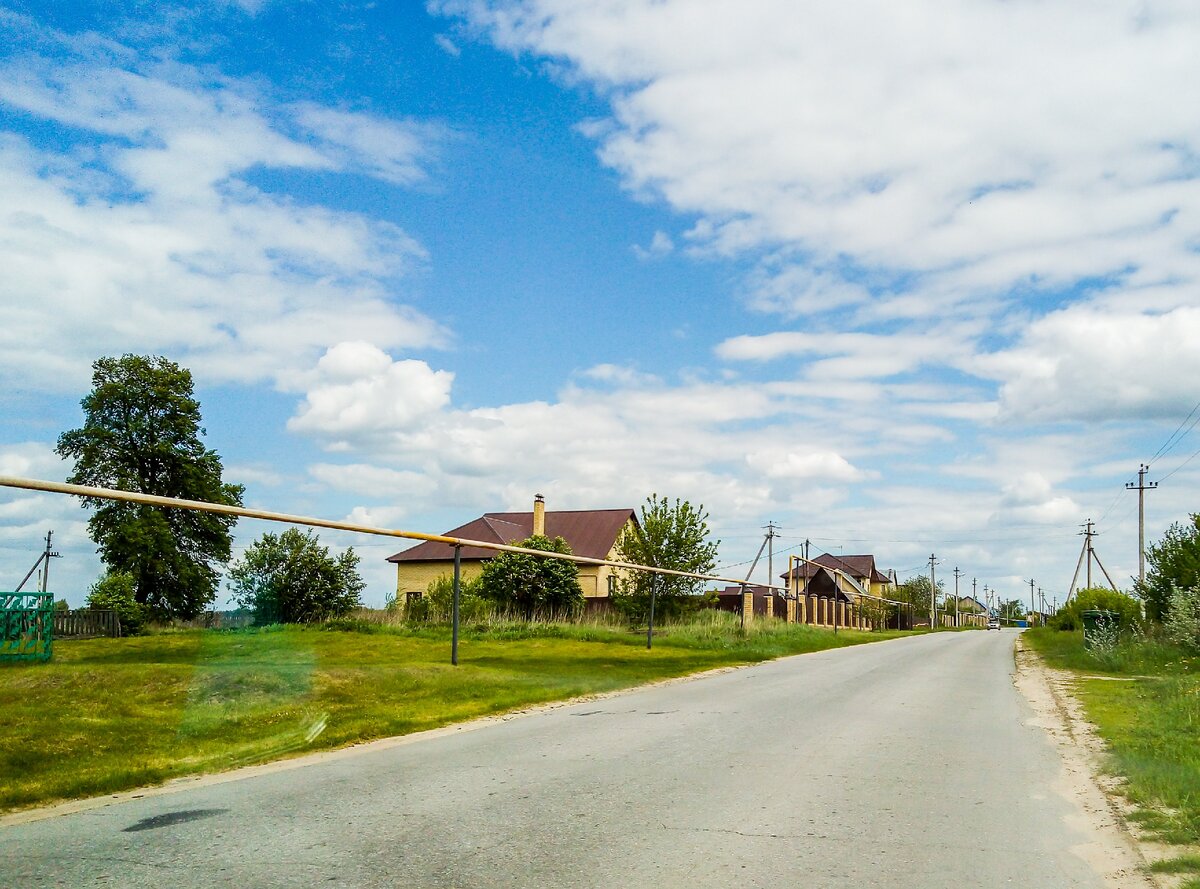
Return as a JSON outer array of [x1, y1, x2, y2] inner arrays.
[[1147, 397, 1200, 465]]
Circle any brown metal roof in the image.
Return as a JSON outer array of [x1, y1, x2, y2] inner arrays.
[[781, 553, 891, 585], [386, 508, 637, 564]]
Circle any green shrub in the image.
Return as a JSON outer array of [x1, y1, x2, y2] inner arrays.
[[86, 571, 147, 634], [477, 535, 583, 619], [1165, 585, 1200, 653], [1052, 587, 1143, 632], [398, 575, 491, 624]]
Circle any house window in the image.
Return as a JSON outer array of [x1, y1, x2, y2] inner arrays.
[[607, 575, 616, 596], [406, 591, 423, 604]]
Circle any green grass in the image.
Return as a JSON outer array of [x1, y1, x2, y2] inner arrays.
[[0, 613, 911, 812], [1024, 627, 1200, 845], [1149, 853, 1200, 874]]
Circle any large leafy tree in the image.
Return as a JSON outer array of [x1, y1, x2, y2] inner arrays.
[[613, 494, 719, 622], [230, 528, 364, 625], [477, 535, 583, 619], [1138, 515, 1200, 621], [997, 598, 1027, 622], [57, 355, 243, 619], [893, 575, 944, 624]]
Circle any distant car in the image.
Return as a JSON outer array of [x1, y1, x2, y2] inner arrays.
[[987, 618, 1001, 630]]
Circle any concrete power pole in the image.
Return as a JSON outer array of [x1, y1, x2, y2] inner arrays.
[[953, 567, 963, 628], [929, 553, 938, 629], [1126, 464, 1158, 586], [764, 522, 779, 591], [1029, 578, 1036, 626], [1085, 519, 1095, 590]]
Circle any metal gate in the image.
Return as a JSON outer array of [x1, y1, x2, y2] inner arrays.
[[1, 592, 53, 662]]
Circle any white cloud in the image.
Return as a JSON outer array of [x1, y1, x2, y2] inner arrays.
[[745, 448, 868, 483], [434, 33, 462, 57], [0, 35, 446, 395], [309, 462, 437, 498], [744, 264, 871, 317], [632, 229, 674, 259], [445, 0, 1200, 300], [288, 343, 455, 443], [293, 103, 447, 186], [983, 305, 1200, 422]]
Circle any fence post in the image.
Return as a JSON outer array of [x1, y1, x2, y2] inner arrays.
[[646, 573, 658, 650], [451, 545, 461, 666]]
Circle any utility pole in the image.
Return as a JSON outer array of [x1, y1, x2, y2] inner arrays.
[[929, 553, 938, 629], [44, 530, 61, 593], [1126, 464, 1158, 586], [16, 530, 61, 594], [1066, 518, 1118, 601], [764, 522, 779, 591], [1085, 520, 1094, 589], [953, 567, 963, 628], [1029, 578, 1036, 626]]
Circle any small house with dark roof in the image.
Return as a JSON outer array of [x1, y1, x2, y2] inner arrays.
[[387, 495, 638, 602], [780, 553, 896, 601]]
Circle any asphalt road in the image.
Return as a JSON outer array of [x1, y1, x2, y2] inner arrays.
[[4, 630, 1116, 888]]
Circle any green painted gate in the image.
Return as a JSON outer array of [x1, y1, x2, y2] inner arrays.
[[1, 592, 54, 662]]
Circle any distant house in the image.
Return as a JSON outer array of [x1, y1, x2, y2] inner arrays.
[[780, 553, 896, 601], [386, 495, 638, 603]]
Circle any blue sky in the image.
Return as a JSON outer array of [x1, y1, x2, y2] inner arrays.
[[2, 0, 1199, 608]]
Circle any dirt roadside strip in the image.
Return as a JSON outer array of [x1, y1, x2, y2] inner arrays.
[[1015, 636, 1190, 889]]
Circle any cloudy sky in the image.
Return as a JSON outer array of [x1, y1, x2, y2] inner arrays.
[[2, 0, 1198, 608]]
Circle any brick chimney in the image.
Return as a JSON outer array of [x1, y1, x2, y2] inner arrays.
[[533, 493, 546, 537]]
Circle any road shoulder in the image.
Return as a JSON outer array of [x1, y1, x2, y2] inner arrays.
[[1015, 635, 1166, 888]]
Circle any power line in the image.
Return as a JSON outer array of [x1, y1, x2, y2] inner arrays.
[[1147, 398, 1200, 464], [1157, 441, 1200, 483]]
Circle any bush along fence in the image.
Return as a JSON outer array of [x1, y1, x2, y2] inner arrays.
[[0, 475, 917, 664]]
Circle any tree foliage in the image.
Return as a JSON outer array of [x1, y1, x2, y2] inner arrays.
[[894, 575, 944, 623], [402, 574, 490, 623], [1051, 587, 1143, 631], [477, 535, 583, 619], [1138, 516, 1200, 621], [612, 494, 719, 622], [997, 598, 1026, 621], [56, 355, 243, 619], [230, 528, 364, 625], [1164, 585, 1200, 653], [86, 570, 147, 634]]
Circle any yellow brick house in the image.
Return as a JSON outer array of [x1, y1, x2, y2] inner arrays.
[[386, 495, 639, 605]]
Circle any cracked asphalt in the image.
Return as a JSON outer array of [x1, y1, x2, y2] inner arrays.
[[2, 630, 1111, 887]]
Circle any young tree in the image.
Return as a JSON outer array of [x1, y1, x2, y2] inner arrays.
[[477, 535, 583, 619], [57, 355, 244, 619], [894, 575, 944, 624], [1052, 587, 1142, 631], [230, 528, 364, 625], [86, 570, 147, 634], [613, 494, 719, 622], [1138, 516, 1200, 621]]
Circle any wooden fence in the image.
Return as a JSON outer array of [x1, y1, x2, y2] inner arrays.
[[54, 609, 121, 638]]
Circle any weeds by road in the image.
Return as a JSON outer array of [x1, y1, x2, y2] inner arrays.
[[1025, 627, 1200, 884], [0, 612, 910, 813]]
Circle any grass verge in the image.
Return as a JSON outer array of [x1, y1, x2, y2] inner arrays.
[[1, 613, 910, 812], [1024, 627, 1200, 846]]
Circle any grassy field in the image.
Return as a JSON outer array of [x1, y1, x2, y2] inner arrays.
[[1024, 627, 1200, 882], [0, 614, 910, 813]]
